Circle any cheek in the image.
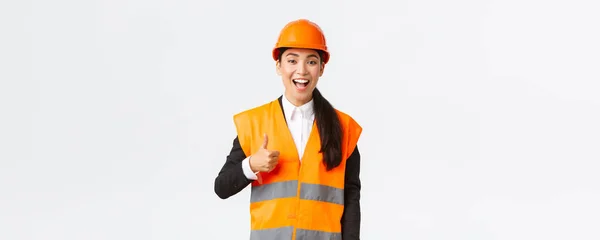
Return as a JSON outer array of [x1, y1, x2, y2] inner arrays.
[[311, 68, 321, 78], [280, 67, 295, 78], [280, 70, 294, 83]]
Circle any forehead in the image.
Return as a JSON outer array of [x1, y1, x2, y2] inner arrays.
[[282, 48, 320, 58]]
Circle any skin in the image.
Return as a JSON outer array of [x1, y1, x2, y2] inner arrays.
[[276, 48, 325, 107], [249, 48, 325, 173]]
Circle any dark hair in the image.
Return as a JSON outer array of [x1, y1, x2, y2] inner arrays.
[[277, 47, 343, 171]]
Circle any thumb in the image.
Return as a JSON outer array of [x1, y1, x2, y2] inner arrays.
[[261, 133, 268, 149]]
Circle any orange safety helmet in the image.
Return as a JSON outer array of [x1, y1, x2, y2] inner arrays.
[[272, 19, 330, 64]]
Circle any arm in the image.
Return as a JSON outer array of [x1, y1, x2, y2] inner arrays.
[[341, 146, 361, 239], [214, 136, 257, 199]]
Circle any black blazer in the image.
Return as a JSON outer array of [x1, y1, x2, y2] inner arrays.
[[214, 96, 361, 240]]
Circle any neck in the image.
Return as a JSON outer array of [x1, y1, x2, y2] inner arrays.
[[284, 92, 312, 107]]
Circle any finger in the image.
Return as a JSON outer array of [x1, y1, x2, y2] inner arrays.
[[261, 133, 268, 149], [269, 150, 280, 158]]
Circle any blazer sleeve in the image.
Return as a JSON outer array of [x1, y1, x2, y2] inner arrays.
[[341, 145, 361, 239], [214, 136, 254, 199]]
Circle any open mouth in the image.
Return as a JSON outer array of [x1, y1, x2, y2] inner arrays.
[[293, 79, 310, 90]]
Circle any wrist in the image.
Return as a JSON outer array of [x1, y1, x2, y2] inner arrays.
[[248, 156, 257, 172]]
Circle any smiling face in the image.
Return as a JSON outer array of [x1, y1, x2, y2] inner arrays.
[[276, 48, 325, 106]]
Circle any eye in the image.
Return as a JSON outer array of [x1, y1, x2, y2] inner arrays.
[[308, 60, 318, 65], [287, 59, 297, 64]]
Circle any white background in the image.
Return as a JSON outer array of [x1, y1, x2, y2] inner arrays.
[[1, 0, 599, 239]]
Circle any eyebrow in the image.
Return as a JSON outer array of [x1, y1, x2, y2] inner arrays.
[[285, 53, 320, 59]]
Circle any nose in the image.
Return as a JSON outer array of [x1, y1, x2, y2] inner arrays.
[[296, 62, 308, 75]]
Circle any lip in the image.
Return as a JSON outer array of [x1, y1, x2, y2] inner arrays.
[[292, 78, 310, 91]]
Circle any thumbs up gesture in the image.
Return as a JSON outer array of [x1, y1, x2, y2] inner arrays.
[[249, 134, 280, 173]]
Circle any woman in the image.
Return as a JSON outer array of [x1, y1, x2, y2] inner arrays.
[[214, 19, 362, 240]]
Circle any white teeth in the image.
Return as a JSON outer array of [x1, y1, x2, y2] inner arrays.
[[293, 79, 309, 83]]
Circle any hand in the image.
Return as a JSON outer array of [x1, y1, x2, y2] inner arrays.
[[249, 133, 280, 173]]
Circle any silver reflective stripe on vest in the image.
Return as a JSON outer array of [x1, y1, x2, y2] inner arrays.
[[250, 226, 293, 240], [250, 227, 341, 240], [251, 180, 298, 202], [296, 228, 342, 240], [299, 183, 344, 205]]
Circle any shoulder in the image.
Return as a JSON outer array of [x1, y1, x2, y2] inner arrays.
[[233, 99, 278, 122], [232, 99, 279, 150], [334, 108, 363, 155], [334, 108, 361, 129]]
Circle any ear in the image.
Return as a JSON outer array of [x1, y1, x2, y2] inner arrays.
[[319, 63, 325, 77], [275, 61, 281, 76]]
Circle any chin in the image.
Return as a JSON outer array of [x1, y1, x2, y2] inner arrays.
[[285, 85, 315, 100], [294, 92, 313, 101]]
